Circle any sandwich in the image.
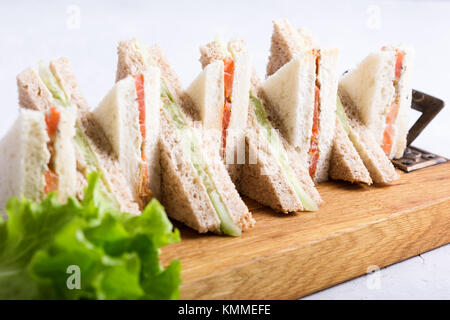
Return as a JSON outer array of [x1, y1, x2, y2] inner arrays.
[[334, 96, 399, 183], [16, 59, 140, 213], [0, 106, 77, 209], [339, 45, 414, 159], [116, 39, 254, 235], [188, 39, 252, 182], [194, 38, 321, 212], [264, 19, 340, 183], [93, 67, 161, 207], [265, 19, 398, 184]]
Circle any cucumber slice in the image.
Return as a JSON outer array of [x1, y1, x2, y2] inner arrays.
[[162, 85, 241, 236], [250, 95, 317, 211]]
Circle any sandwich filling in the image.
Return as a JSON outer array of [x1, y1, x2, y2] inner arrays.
[[39, 63, 120, 209], [381, 48, 404, 156], [133, 73, 152, 203], [221, 57, 235, 158], [43, 107, 61, 194], [308, 49, 321, 178], [161, 82, 242, 235], [250, 95, 317, 211]]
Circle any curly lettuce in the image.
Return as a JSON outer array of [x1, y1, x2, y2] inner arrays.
[[0, 172, 181, 300]]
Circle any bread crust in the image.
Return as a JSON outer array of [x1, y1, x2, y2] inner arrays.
[[0, 110, 48, 209], [329, 120, 372, 184], [267, 18, 314, 76], [17, 68, 57, 112]]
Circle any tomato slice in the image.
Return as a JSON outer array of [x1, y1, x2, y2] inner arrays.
[[44, 170, 58, 194], [45, 107, 60, 139], [134, 74, 146, 147], [308, 50, 321, 178], [44, 107, 60, 194], [381, 49, 404, 156], [133, 73, 152, 201], [382, 125, 394, 156], [223, 57, 234, 100], [221, 57, 235, 157], [395, 51, 404, 80]]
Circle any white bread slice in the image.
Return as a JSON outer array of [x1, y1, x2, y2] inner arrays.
[[53, 106, 78, 201], [329, 119, 372, 184], [93, 68, 161, 204], [339, 51, 395, 144], [116, 39, 254, 233], [314, 48, 339, 182], [186, 60, 224, 133], [262, 55, 315, 158], [0, 110, 49, 209], [226, 53, 252, 166], [339, 46, 414, 159]]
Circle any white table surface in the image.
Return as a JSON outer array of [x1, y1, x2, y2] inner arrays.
[[0, 0, 449, 299]]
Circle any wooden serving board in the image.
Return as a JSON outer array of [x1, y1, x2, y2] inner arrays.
[[161, 161, 450, 300]]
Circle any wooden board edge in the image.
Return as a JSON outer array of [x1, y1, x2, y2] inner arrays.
[[179, 198, 450, 299]]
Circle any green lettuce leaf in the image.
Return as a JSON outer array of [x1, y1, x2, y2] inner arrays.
[[0, 172, 181, 300]]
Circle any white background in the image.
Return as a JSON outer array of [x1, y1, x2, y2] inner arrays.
[[0, 0, 449, 299]]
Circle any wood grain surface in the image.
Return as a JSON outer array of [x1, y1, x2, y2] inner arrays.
[[160, 162, 450, 299]]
